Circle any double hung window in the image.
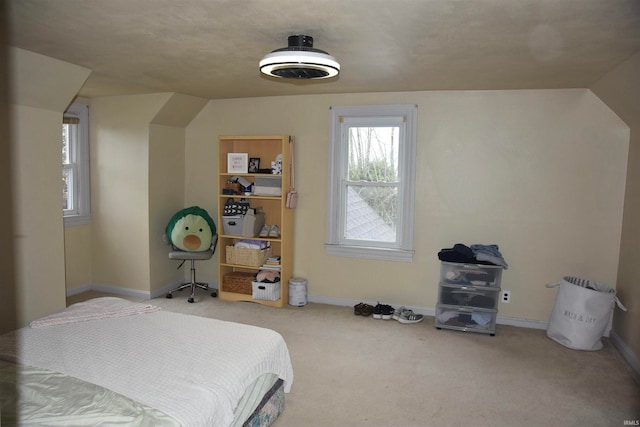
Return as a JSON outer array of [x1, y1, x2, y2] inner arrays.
[[62, 102, 90, 226], [326, 104, 417, 262]]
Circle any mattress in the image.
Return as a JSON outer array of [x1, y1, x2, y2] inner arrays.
[[0, 298, 294, 426], [0, 361, 284, 426]]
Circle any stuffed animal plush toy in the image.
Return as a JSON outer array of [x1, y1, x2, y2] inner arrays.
[[165, 206, 216, 252]]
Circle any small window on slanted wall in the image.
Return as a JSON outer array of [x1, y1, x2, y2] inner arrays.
[[62, 102, 91, 226], [326, 104, 417, 262]]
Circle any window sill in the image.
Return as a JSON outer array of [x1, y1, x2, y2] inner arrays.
[[64, 214, 92, 227], [324, 244, 414, 262]]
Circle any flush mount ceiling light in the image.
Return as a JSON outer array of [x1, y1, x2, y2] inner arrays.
[[259, 35, 340, 79]]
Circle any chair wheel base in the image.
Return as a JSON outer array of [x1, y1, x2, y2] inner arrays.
[[211, 290, 218, 298], [188, 297, 195, 303], [166, 293, 173, 299]]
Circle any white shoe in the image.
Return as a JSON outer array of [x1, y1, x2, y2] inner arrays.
[[268, 224, 280, 237], [259, 224, 270, 237]]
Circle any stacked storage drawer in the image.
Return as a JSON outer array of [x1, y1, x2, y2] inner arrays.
[[435, 261, 503, 335]]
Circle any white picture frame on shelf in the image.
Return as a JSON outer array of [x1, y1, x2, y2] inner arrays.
[[227, 153, 249, 173]]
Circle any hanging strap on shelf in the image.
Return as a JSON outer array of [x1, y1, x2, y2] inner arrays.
[[285, 136, 298, 209]]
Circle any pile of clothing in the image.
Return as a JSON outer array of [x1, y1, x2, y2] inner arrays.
[[437, 243, 508, 269], [436, 310, 494, 328]]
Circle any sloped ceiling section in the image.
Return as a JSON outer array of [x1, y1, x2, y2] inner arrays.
[[6, 0, 640, 99]]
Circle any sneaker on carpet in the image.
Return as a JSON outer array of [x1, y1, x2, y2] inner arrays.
[[381, 304, 394, 320], [397, 309, 424, 324], [392, 306, 406, 321], [372, 303, 383, 319], [353, 302, 365, 316], [360, 303, 374, 317]]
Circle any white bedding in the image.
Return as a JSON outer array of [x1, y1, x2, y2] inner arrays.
[[0, 298, 294, 427]]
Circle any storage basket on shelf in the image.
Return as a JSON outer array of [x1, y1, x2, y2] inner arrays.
[[252, 281, 280, 301], [221, 271, 256, 295], [225, 246, 271, 268]]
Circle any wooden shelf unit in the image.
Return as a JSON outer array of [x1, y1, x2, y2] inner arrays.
[[217, 135, 294, 307]]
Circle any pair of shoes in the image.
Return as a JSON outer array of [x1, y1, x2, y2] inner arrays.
[[354, 302, 374, 316], [393, 306, 424, 324], [259, 224, 270, 237], [372, 302, 394, 320], [258, 224, 280, 238], [268, 224, 279, 237]]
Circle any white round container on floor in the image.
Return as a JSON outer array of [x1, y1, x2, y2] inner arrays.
[[288, 278, 308, 306]]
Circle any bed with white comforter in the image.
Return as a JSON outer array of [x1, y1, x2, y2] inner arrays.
[[0, 297, 294, 426]]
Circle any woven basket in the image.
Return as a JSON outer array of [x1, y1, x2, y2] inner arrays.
[[226, 246, 271, 268], [221, 272, 256, 295]]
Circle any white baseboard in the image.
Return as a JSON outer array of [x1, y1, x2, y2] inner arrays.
[[307, 294, 547, 330], [609, 329, 640, 376], [65, 284, 94, 297], [66, 282, 218, 301], [67, 283, 152, 300], [495, 315, 548, 330]]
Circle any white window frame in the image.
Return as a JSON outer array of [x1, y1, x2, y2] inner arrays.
[[325, 104, 417, 262], [63, 102, 91, 226]]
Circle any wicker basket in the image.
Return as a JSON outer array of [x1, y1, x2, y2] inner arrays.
[[221, 272, 256, 295], [226, 246, 271, 268]]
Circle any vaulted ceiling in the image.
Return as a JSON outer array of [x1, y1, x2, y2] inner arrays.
[[6, 0, 640, 99]]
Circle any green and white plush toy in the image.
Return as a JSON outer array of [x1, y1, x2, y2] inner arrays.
[[165, 206, 216, 252]]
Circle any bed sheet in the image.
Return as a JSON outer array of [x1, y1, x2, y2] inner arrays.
[[0, 359, 179, 426]]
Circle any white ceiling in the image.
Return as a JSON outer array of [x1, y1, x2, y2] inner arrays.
[[6, 0, 640, 99]]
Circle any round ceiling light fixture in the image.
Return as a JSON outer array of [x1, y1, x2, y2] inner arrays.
[[259, 35, 340, 79]]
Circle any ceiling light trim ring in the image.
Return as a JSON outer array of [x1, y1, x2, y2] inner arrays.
[[260, 63, 340, 79], [260, 52, 340, 79], [259, 35, 340, 80]]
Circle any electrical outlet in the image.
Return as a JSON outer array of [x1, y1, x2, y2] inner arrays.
[[501, 290, 511, 303]]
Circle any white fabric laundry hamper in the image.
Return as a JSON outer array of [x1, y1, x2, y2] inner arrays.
[[546, 276, 626, 351]]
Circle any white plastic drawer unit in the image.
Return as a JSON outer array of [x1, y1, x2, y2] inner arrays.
[[440, 262, 502, 287], [435, 304, 497, 335], [438, 284, 500, 310]]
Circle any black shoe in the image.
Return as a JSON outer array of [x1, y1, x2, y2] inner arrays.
[[381, 304, 394, 320], [372, 303, 383, 319]]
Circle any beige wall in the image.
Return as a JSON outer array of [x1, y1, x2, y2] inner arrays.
[[148, 123, 187, 291], [185, 89, 628, 323], [10, 105, 68, 324], [591, 51, 640, 364], [63, 225, 92, 292], [89, 94, 170, 294], [8, 48, 89, 326], [149, 93, 208, 292]]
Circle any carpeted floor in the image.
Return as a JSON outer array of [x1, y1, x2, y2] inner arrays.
[[69, 290, 640, 426]]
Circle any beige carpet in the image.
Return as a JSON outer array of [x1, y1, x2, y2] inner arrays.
[[71, 290, 640, 426]]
